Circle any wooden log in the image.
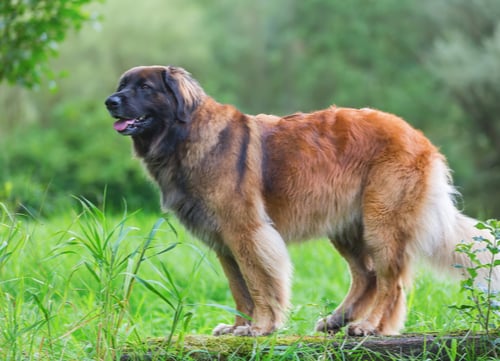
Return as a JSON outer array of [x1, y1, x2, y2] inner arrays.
[[120, 332, 499, 360]]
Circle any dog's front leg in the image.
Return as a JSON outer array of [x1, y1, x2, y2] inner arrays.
[[215, 222, 292, 336], [212, 253, 254, 336]]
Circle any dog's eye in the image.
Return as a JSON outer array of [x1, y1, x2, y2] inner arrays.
[[140, 83, 151, 90]]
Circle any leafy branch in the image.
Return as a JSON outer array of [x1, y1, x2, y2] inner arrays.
[[0, 0, 98, 87]]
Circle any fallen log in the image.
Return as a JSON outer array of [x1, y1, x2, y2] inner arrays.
[[121, 331, 499, 360]]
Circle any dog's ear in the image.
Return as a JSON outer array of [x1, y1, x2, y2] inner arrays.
[[162, 67, 190, 123]]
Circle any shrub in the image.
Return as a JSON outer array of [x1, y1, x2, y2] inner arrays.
[[0, 100, 158, 216]]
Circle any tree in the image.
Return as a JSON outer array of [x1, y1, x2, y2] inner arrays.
[[197, 0, 438, 119], [427, 0, 500, 215], [0, 0, 96, 88]]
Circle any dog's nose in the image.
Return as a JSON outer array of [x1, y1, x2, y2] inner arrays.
[[105, 95, 121, 109]]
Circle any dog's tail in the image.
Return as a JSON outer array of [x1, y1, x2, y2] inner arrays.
[[412, 156, 500, 290]]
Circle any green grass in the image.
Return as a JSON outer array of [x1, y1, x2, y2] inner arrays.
[[0, 201, 474, 360]]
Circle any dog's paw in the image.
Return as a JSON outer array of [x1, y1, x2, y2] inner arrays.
[[212, 323, 235, 336], [315, 314, 345, 334], [214, 322, 275, 336], [346, 321, 378, 336], [233, 325, 274, 336], [233, 325, 254, 336]]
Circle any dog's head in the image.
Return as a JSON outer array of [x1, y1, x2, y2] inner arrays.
[[105, 65, 205, 137]]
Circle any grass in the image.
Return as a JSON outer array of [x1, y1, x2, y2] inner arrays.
[[0, 200, 482, 360]]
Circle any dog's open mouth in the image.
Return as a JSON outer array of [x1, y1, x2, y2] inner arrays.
[[113, 115, 149, 132]]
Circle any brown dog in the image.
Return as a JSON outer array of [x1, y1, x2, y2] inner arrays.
[[105, 65, 497, 337]]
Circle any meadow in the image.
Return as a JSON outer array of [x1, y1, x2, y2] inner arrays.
[[0, 198, 480, 360]]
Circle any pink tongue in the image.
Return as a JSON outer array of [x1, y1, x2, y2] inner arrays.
[[113, 119, 134, 131]]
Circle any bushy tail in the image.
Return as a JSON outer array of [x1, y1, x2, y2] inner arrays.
[[413, 157, 500, 291]]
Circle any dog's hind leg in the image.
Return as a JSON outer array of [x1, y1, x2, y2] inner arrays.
[[346, 262, 407, 336], [346, 215, 411, 335], [316, 239, 377, 334]]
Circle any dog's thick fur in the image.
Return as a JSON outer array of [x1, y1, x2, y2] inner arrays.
[[105, 65, 498, 337]]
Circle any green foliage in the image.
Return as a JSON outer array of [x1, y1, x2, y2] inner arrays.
[[452, 220, 500, 357], [0, 98, 158, 215], [0, 0, 99, 88], [198, 0, 438, 118], [426, 0, 500, 215], [1, 0, 499, 216]]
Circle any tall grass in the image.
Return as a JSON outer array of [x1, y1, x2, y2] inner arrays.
[[0, 200, 185, 360], [50, 197, 168, 359], [0, 199, 478, 360]]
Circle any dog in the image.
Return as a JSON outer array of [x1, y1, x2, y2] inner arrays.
[[105, 65, 498, 337]]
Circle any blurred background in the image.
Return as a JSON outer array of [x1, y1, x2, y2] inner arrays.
[[1, 0, 499, 217]]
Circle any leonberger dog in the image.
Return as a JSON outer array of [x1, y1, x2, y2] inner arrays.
[[105, 65, 498, 337]]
